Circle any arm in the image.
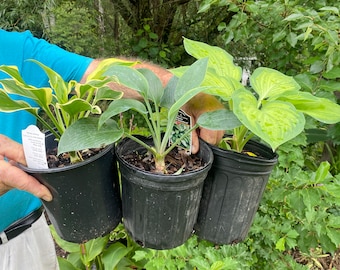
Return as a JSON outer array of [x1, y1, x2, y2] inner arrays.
[[81, 58, 173, 99], [0, 135, 52, 201]]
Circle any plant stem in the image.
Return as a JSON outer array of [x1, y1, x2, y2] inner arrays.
[[35, 114, 61, 139], [123, 132, 157, 157], [233, 125, 251, 152]]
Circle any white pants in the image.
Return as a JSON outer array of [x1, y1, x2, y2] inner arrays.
[[0, 214, 59, 270]]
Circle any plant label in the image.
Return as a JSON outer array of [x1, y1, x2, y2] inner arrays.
[[170, 109, 192, 154], [22, 125, 48, 169]]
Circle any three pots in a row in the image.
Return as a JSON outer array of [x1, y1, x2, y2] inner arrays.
[[24, 133, 277, 249]]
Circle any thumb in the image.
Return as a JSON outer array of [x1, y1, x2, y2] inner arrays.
[[0, 160, 52, 201], [191, 129, 200, 154]]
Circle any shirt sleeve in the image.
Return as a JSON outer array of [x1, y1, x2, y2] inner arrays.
[[20, 31, 93, 87]]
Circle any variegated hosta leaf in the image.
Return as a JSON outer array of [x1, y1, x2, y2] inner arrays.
[[0, 79, 53, 107], [232, 89, 306, 150], [0, 90, 39, 115], [183, 38, 242, 81], [86, 57, 137, 81], [57, 99, 93, 116], [279, 91, 340, 124], [29, 60, 69, 103], [250, 67, 301, 101]]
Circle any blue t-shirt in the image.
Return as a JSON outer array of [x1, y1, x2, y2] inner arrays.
[[0, 30, 93, 231]]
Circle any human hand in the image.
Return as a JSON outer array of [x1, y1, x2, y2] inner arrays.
[[0, 135, 52, 201], [182, 93, 225, 154]]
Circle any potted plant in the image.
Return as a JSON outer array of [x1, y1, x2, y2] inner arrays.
[[0, 58, 132, 243], [61, 58, 224, 249], [172, 38, 340, 245]]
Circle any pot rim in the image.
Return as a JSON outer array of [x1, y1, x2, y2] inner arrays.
[[115, 137, 213, 182], [209, 137, 278, 164], [20, 144, 114, 174]]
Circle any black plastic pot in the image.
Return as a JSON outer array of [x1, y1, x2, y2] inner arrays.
[[115, 137, 213, 250], [194, 139, 278, 245], [21, 132, 122, 243]]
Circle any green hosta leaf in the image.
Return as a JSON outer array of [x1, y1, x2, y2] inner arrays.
[[103, 65, 149, 96], [197, 109, 242, 130], [169, 86, 213, 119], [170, 66, 188, 77], [278, 91, 340, 124], [99, 99, 147, 128], [137, 68, 163, 105], [250, 67, 301, 101], [232, 88, 305, 151], [174, 58, 208, 101], [183, 38, 242, 81], [58, 118, 123, 154], [160, 76, 178, 108]]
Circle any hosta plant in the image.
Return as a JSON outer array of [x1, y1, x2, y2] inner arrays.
[[0, 58, 133, 163], [174, 38, 340, 152], [60, 57, 221, 173]]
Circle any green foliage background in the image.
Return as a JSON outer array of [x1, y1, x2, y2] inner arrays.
[[1, 0, 339, 268]]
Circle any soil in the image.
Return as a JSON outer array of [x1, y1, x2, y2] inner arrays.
[[122, 147, 205, 174], [46, 147, 103, 168]]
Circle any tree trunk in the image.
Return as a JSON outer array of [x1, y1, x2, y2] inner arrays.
[[110, 0, 190, 43]]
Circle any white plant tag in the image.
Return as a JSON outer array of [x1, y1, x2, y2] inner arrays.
[[169, 109, 192, 155], [22, 125, 48, 169]]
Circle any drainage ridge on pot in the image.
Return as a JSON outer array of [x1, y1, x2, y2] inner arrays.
[[195, 139, 278, 245], [20, 132, 122, 243], [116, 136, 213, 250]]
